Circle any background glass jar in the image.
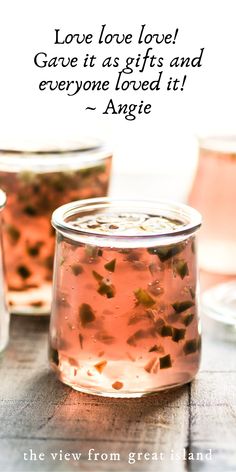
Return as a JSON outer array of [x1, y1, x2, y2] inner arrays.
[[49, 197, 202, 397], [188, 135, 236, 274], [0, 190, 10, 353], [0, 142, 112, 315]]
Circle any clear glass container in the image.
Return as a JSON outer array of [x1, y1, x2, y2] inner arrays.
[[49, 197, 202, 397], [188, 135, 236, 331], [188, 135, 236, 274], [0, 142, 112, 315], [0, 190, 10, 353]]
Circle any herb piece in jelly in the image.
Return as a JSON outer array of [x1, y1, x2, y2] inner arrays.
[[49, 346, 59, 366], [112, 381, 123, 390], [157, 325, 173, 337], [92, 270, 103, 282], [85, 244, 98, 259], [189, 287, 195, 300], [23, 205, 38, 217], [79, 303, 96, 327], [71, 264, 84, 276], [98, 281, 116, 298], [127, 328, 156, 346], [174, 260, 189, 279], [148, 243, 184, 262], [98, 249, 103, 257], [182, 313, 194, 326], [144, 357, 157, 373], [94, 360, 107, 374], [6, 225, 20, 243], [134, 288, 155, 307], [104, 259, 116, 272], [79, 333, 84, 349], [172, 300, 194, 313], [92, 271, 116, 298], [149, 344, 164, 353], [17, 265, 31, 279], [26, 242, 43, 257], [172, 327, 186, 342], [160, 354, 172, 369], [183, 339, 198, 355], [96, 332, 115, 345]]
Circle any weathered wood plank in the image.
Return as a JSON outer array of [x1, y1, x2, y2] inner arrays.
[[0, 314, 236, 471]]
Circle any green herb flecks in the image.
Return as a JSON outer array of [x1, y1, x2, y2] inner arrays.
[[172, 300, 194, 313], [189, 287, 195, 300], [23, 205, 37, 217], [182, 313, 194, 326], [85, 244, 98, 259], [149, 344, 163, 353], [79, 333, 84, 349], [98, 282, 116, 298], [134, 288, 155, 308], [92, 271, 116, 298], [127, 328, 156, 346], [148, 243, 184, 262], [172, 327, 186, 342], [6, 225, 20, 243], [17, 265, 31, 279], [160, 354, 172, 369], [157, 325, 173, 337], [26, 241, 44, 257], [183, 339, 198, 355], [96, 331, 116, 345], [79, 303, 96, 327], [71, 264, 83, 276], [174, 260, 189, 279], [92, 270, 103, 282], [104, 258, 116, 272]]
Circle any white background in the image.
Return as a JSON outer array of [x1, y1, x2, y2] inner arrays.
[[0, 0, 235, 199]]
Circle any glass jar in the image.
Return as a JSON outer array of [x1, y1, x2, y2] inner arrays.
[[49, 197, 202, 397], [188, 135, 236, 274], [0, 190, 10, 353], [0, 142, 112, 315]]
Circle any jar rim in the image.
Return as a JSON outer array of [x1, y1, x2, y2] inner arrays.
[[0, 145, 112, 173], [197, 135, 236, 153], [52, 197, 202, 243]]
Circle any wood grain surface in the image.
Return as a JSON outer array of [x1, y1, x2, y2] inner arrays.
[[0, 314, 235, 472]]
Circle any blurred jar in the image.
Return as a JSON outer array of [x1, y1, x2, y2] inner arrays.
[[188, 136, 236, 274], [0, 190, 9, 353], [0, 141, 112, 315]]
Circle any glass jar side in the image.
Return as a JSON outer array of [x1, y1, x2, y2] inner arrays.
[[49, 199, 201, 397]]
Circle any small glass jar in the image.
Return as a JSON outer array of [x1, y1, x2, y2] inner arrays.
[[0, 190, 10, 353], [0, 142, 112, 315], [188, 135, 236, 274], [49, 197, 202, 397]]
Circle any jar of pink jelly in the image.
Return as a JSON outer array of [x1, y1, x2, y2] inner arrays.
[[49, 198, 202, 397]]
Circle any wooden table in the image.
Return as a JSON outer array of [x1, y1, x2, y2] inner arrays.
[[0, 310, 235, 472]]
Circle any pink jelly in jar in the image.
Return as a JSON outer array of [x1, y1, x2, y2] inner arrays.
[[49, 198, 202, 397]]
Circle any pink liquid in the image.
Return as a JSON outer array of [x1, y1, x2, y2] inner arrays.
[[189, 139, 236, 274], [0, 157, 111, 313], [49, 213, 201, 397]]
